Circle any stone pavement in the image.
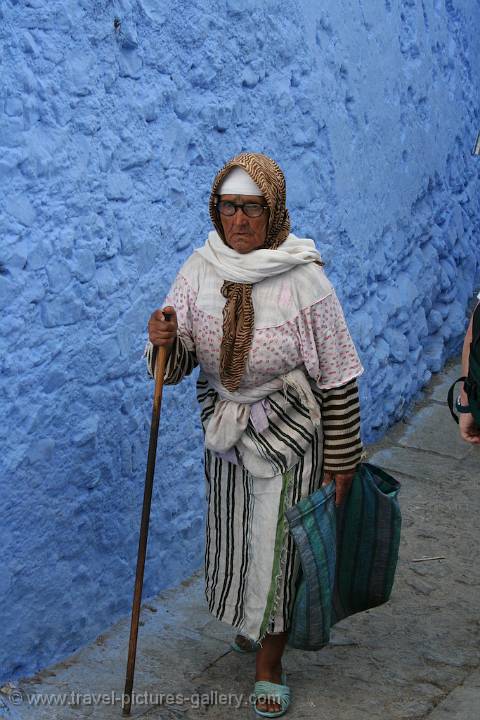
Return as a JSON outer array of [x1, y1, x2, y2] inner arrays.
[[2, 359, 479, 720]]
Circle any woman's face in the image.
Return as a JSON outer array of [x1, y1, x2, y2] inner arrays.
[[219, 194, 269, 254]]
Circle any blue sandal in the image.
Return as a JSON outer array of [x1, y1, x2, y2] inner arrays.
[[253, 671, 290, 718]]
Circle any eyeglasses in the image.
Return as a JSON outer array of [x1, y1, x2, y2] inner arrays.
[[215, 200, 269, 218]]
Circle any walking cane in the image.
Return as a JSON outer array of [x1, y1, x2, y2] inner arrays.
[[123, 340, 169, 716]]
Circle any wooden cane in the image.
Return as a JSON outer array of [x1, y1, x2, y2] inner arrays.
[[123, 342, 169, 715]]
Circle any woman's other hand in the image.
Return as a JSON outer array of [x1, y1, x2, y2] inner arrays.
[[322, 469, 356, 506], [148, 306, 178, 348], [459, 412, 480, 444]]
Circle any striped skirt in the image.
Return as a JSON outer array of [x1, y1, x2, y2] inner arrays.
[[203, 428, 323, 643]]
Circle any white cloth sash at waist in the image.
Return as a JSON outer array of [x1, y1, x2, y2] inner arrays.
[[203, 368, 321, 455]]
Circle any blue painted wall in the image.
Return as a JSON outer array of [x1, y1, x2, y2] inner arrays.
[[1, 0, 479, 680]]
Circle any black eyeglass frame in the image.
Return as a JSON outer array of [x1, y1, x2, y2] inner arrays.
[[214, 198, 269, 218]]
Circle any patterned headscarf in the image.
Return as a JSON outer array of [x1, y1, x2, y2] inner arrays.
[[209, 152, 291, 392]]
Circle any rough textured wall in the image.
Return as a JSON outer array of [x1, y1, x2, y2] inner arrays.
[[1, 0, 479, 680]]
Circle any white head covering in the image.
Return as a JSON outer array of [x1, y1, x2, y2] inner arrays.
[[217, 166, 263, 196]]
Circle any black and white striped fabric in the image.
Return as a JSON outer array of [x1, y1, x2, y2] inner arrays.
[[203, 431, 323, 640]]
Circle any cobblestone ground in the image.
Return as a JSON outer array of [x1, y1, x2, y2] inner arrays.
[[2, 359, 479, 720]]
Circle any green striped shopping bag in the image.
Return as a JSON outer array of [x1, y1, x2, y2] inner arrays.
[[286, 463, 401, 650]]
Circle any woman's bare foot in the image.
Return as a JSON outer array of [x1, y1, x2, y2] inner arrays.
[[233, 634, 258, 652]]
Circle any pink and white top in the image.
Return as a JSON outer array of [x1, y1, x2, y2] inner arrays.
[[163, 252, 363, 394]]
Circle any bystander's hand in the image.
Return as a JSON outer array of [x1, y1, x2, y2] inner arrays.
[[322, 469, 356, 506], [148, 306, 178, 349], [459, 412, 480, 444]]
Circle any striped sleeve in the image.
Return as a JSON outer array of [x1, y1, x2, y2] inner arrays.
[[316, 378, 363, 472], [144, 336, 198, 385]]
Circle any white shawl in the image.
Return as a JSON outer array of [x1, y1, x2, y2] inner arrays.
[[195, 230, 322, 283]]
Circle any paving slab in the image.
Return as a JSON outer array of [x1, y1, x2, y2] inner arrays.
[[426, 667, 480, 719], [368, 446, 470, 485], [396, 403, 474, 460], [2, 357, 480, 720]]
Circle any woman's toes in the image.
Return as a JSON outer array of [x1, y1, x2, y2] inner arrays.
[[256, 696, 281, 713]]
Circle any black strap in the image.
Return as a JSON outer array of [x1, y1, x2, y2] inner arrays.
[[447, 376, 467, 424]]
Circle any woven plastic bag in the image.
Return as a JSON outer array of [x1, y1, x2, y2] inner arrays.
[[286, 462, 401, 650]]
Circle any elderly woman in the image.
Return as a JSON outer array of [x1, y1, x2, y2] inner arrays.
[[146, 153, 363, 717]]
